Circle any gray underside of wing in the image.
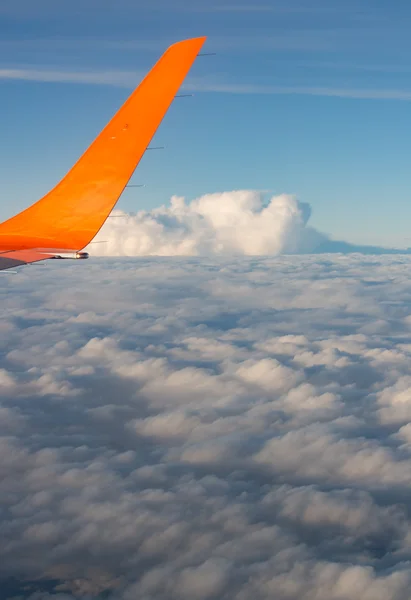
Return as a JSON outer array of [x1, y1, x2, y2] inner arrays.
[[0, 249, 56, 271], [0, 256, 27, 271]]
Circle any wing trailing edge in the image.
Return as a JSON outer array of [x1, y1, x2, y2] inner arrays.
[[0, 249, 56, 271]]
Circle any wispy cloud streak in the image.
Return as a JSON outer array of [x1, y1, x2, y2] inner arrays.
[[0, 67, 143, 86], [2, 66, 411, 101]]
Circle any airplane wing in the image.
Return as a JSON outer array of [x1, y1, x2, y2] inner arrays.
[[0, 36, 206, 271], [0, 249, 56, 271]]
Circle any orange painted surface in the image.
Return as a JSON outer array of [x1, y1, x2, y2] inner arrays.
[[0, 37, 206, 252]]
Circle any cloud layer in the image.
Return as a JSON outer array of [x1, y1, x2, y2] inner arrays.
[[2, 255, 411, 598], [87, 191, 325, 257]]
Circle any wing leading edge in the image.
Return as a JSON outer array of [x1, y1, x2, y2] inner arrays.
[[0, 36, 206, 271]]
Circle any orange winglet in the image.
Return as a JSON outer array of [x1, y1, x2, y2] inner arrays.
[[0, 37, 206, 252]]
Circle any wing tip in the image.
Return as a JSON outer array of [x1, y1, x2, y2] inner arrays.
[[166, 36, 208, 53]]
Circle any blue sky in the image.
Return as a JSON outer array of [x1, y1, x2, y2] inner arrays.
[[1, 0, 411, 247]]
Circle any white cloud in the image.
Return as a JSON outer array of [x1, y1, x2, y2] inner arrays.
[[87, 192, 326, 257], [4, 67, 411, 101], [2, 255, 411, 598], [86, 190, 410, 257], [0, 67, 143, 86]]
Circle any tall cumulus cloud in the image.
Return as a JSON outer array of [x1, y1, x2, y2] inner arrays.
[[87, 191, 326, 256]]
